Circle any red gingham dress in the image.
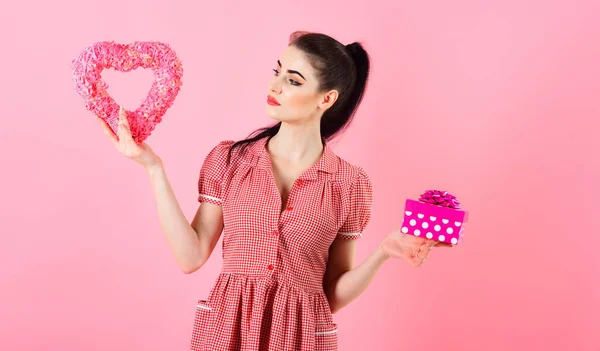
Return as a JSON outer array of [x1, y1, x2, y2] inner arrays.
[[190, 137, 373, 351]]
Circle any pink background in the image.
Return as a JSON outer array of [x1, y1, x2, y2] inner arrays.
[[1, 0, 598, 350]]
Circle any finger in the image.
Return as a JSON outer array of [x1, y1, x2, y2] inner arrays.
[[414, 251, 429, 267], [407, 235, 428, 246], [433, 242, 454, 248], [117, 119, 131, 136], [412, 244, 422, 258], [413, 257, 424, 267], [98, 118, 119, 145], [118, 109, 138, 145], [417, 241, 434, 259], [413, 244, 427, 259], [422, 241, 433, 252], [423, 247, 432, 259], [424, 243, 435, 253], [117, 123, 132, 143], [117, 112, 133, 141], [119, 106, 131, 128]]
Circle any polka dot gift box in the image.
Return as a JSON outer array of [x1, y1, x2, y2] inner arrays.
[[401, 190, 469, 245]]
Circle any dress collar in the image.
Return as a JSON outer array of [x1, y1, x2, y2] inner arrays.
[[249, 136, 338, 179]]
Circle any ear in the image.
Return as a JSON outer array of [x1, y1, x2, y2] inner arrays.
[[318, 90, 339, 111]]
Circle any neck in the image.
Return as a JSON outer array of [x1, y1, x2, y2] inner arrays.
[[268, 120, 323, 163]]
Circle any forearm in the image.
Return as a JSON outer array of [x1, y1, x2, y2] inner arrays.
[[325, 244, 390, 314], [146, 160, 202, 272]]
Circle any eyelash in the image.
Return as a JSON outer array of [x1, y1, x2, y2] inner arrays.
[[273, 69, 301, 86]]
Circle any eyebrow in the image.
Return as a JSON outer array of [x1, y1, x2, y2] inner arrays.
[[278, 60, 306, 81]]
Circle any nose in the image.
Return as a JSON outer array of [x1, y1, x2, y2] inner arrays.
[[269, 77, 282, 94]]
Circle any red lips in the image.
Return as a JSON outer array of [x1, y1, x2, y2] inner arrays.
[[267, 95, 280, 106]]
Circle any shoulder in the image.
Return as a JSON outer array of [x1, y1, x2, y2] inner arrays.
[[211, 139, 236, 153], [204, 140, 235, 161], [334, 156, 371, 186], [203, 139, 263, 174], [200, 140, 236, 172]]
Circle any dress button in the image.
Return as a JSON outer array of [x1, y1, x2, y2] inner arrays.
[[273, 230, 279, 235], [297, 180, 303, 186], [286, 207, 293, 211], [268, 264, 274, 270]]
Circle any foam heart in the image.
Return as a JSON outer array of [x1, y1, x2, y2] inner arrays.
[[72, 41, 183, 143]]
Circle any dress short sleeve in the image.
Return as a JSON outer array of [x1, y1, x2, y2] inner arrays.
[[197, 140, 234, 206], [337, 167, 374, 240]]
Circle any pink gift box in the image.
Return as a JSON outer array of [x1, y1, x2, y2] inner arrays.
[[401, 191, 469, 245]]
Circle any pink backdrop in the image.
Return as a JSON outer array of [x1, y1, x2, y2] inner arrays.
[[1, 0, 598, 350]]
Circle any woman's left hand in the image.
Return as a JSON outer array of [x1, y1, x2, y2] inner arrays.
[[379, 229, 453, 267]]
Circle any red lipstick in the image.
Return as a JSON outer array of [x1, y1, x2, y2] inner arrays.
[[267, 95, 280, 106]]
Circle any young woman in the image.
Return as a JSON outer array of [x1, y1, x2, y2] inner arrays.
[[98, 31, 449, 351]]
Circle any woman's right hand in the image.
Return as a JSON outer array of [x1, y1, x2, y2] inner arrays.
[[97, 106, 162, 171]]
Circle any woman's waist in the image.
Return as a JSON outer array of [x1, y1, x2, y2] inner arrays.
[[217, 269, 328, 296]]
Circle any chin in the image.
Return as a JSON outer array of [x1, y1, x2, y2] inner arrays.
[[266, 107, 286, 122], [266, 112, 282, 122], [265, 107, 306, 123]]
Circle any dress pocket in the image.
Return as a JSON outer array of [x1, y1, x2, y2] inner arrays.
[[190, 300, 213, 351], [314, 323, 338, 350]]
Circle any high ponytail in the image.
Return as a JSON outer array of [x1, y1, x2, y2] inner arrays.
[[344, 42, 370, 124], [319, 41, 370, 139], [228, 32, 371, 163]]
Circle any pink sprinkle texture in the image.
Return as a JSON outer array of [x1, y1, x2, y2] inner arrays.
[[72, 41, 183, 143]]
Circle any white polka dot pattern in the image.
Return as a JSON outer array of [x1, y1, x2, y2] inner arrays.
[[400, 199, 468, 246]]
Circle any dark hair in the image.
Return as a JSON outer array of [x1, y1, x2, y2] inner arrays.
[[227, 31, 370, 163]]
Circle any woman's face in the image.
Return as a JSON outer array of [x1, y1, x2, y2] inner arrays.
[[266, 45, 337, 124]]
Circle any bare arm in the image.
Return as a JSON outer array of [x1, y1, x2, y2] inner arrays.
[[146, 162, 224, 274], [98, 107, 223, 274], [323, 238, 388, 314], [323, 231, 451, 314]]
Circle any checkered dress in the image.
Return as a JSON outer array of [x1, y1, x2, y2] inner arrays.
[[190, 137, 373, 351]]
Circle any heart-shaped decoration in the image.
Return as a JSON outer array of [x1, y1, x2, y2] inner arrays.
[[72, 41, 183, 143]]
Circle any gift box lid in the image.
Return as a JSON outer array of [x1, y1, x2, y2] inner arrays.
[[404, 199, 469, 223]]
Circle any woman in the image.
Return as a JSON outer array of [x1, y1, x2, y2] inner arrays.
[[98, 31, 448, 351]]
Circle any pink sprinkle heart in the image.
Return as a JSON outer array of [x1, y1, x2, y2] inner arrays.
[[72, 41, 184, 143]]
